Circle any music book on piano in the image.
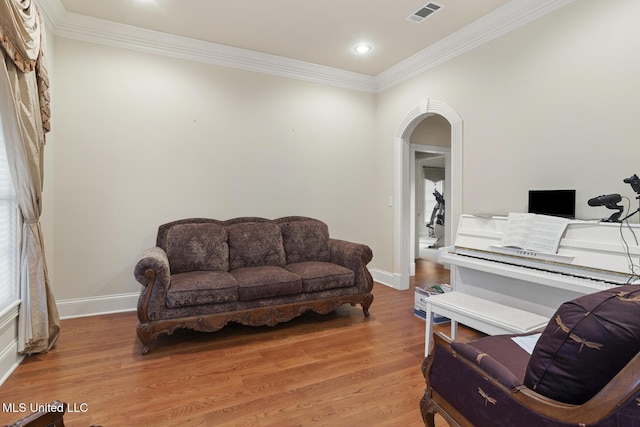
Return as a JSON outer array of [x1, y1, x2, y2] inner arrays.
[[498, 213, 570, 254]]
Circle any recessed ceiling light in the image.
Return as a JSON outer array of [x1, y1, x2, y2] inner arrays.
[[354, 44, 372, 54]]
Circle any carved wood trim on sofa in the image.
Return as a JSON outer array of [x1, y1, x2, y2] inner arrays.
[[137, 291, 373, 355]]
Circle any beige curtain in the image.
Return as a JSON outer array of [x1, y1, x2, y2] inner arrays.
[[0, 0, 59, 354]]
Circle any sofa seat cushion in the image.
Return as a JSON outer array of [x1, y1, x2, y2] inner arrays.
[[285, 262, 354, 292], [231, 266, 302, 301], [165, 223, 229, 274], [166, 271, 238, 308], [227, 222, 286, 269], [523, 284, 640, 404]]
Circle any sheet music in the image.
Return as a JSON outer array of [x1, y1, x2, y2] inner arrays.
[[500, 213, 570, 254], [511, 333, 541, 354]]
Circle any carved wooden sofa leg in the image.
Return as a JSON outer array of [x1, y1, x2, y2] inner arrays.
[[137, 317, 229, 355], [136, 323, 154, 355], [362, 294, 374, 317]]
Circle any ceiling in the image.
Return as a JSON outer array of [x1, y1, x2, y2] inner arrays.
[[57, 0, 511, 76]]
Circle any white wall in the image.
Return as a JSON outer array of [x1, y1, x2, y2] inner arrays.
[[410, 114, 451, 148], [373, 0, 640, 273], [50, 38, 376, 310], [43, 0, 640, 307]]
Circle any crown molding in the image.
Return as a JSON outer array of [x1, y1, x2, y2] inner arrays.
[[374, 0, 574, 92], [35, 0, 65, 29], [36, 0, 573, 94], [35, 1, 377, 92]]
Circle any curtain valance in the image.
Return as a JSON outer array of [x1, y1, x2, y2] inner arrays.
[[0, 0, 50, 133], [0, 0, 40, 71]]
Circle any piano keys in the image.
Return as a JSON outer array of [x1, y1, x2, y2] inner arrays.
[[438, 214, 640, 319]]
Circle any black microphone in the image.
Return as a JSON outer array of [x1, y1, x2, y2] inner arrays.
[[588, 194, 622, 207], [624, 174, 640, 194]]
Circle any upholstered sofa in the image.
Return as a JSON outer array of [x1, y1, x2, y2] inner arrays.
[[421, 284, 640, 426], [134, 216, 374, 354]]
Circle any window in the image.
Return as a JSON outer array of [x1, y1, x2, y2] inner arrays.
[[0, 123, 18, 311]]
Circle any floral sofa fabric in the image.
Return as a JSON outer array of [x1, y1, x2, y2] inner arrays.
[[134, 216, 374, 354]]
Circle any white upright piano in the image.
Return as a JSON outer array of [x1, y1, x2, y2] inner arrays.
[[425, 214, 640, 353]]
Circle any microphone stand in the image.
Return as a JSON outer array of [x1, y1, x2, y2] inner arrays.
[[621, 195, 640, 222], [603, 202, 624, 222]]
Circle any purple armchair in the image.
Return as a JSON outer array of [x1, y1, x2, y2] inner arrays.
[[421, 285, 640, 427]]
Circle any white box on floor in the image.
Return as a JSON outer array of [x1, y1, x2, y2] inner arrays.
[[414, 283, 452, 323]]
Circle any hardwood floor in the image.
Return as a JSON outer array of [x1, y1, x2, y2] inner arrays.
[[0, 259, 482, 427]]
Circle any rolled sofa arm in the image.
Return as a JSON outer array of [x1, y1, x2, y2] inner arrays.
[[134, 247, 171, 322], [134, 247, 170, 286], [330, 238, 374, 292]]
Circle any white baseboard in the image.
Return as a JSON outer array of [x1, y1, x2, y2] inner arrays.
[[0, 339, 23, 388], [370, 268, 402, 290], [0, 302, 23, 387], [57, 293, 139, 320]]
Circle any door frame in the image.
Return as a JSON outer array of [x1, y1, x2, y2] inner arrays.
[[394, 98, 463, 290]]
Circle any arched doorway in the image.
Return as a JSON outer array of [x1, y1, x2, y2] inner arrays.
[[393, 99, 463, 290]]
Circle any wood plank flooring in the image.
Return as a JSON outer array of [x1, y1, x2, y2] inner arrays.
[[0, 259, 483, 427]]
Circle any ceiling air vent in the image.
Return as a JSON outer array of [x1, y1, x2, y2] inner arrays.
[[407, 2, 443, 23]]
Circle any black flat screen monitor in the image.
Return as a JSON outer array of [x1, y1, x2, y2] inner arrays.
[[528, 189, 576, 219]]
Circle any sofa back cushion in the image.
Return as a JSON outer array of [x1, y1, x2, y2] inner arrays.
[[276, 217, 330, 264], [157, 218, 222, 248], [523, 284, 640, 404], [164, 223, 229, 274], [227, 221, 286, 270]]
